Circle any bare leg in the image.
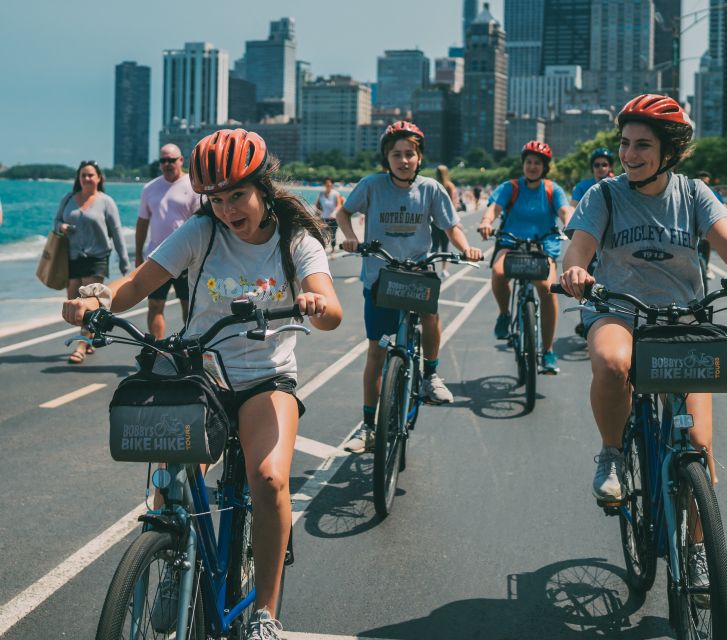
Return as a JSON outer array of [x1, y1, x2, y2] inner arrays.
[[148, 298, 166, 340], [420, 312, 442, 361], [363, 340, 387, 407], [491, 250, 511, 315], [533, 261, 559, 352]]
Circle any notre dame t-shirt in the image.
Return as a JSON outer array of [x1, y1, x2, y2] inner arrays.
[[343, 173, 460, 289]]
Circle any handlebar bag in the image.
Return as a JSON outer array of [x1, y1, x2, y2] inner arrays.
[[503, 251, 550, 281], [109, 371, 230, 464], [373, 267, 441, 315], [631, 323, 727, 393]]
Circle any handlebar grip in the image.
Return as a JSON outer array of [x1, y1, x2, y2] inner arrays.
[[550, 283, 594, 299], [83, 310, 97, 324], [265, 304, 301, 321]]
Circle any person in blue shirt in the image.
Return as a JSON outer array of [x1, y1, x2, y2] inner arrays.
[[696, 170, 726, 281], [478, 141, 573, 373], [570, 148, 615, 206]]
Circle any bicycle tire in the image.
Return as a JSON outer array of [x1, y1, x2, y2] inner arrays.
[[374, 354, 406, 518], [407, 325, 422, 431], [619, 417, 657, 592], [673, 460, 727, 639], [96, 530, 205, 640], [522, 299, 537, 413]]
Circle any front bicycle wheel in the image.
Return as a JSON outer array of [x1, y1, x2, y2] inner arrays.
[[374, 354, 406, 519], [672, 460, 727, 639], [96, 530, 205, 640], [619, 419, 657, 592], [522, 299, 537, 414]]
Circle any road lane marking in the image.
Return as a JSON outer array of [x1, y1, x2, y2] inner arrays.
[[0, 301, 179, 356], [710, 263, 727, 278], [295, 435, 348, 459], [344, 276, 359, 284], [438, 299, 468, 308], [39, 384, 107, 408], [458, 275, 489, 283], [286, 634, 397, 640], [0, 260, 494, 634]]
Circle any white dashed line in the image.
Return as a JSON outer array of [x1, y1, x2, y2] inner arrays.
[[39, 383, 108, 408], [295, 435, 348, 459], [437, 299, 468, 308], [344, 276, 359, 284]]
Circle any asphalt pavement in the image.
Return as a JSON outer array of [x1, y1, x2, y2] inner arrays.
[[2, 223, 727, 639]]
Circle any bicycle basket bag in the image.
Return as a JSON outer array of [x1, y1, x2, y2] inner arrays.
[[108, 372, 229, 464], [631, 323, 727, 393], [374, 267, 441, 315], [503, 251, 550, 281]]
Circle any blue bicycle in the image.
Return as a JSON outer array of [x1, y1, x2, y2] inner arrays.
[[554, 282, 727, 639], [77, 300, 306, 639], [348, 241, 480, 518]]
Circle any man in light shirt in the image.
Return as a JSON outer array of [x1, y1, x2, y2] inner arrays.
[[135, 144, 199, 338]]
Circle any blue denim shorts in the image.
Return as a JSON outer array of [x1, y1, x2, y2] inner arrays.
[[363, 288, 400, 341]]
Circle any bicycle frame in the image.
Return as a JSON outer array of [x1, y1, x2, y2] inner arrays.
[[509, 278, 543, 369]]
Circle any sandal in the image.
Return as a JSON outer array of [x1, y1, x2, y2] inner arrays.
[[68, 349, 86, 364], [85, 344, 95, 355]]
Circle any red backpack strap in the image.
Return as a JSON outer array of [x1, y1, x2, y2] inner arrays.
[[506, 179, 519, 212], [544, 179, 554, 211]]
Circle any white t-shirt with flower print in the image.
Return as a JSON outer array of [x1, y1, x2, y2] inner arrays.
[[150, 214, 331, 390]]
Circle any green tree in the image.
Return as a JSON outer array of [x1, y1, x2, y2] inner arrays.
[[549, 128, 621, 189], [679, 137, 727, 183], [465, 147, 494, 169]]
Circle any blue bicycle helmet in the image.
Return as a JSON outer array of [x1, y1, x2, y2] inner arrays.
[[590, 147, 614, 166]]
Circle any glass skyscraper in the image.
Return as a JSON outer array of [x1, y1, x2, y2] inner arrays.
[[504, 0, 545, 77], [114, 61, 150, 168], [376, 50, 430, 112]]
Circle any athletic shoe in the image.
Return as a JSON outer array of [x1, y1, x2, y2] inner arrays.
[[422, 374, 454, 404], [688, 543, 711, 609], [246, 607, 284, 640], [592, 447, 625, 501], [441, 269, 450, 279], [494, 313, 510, 340], [344, 426, 375, 453], [150, 569, 179, 632], [542, 351, 560, 374]]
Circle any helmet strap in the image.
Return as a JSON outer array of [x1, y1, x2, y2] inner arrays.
[[259, 196, 276, 229]]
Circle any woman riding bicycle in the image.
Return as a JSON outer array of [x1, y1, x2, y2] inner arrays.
[[62, 128, 342, 640], [559, 94, 727, 510], [478, 141, 573, 374], [336, 120, 482, 452]]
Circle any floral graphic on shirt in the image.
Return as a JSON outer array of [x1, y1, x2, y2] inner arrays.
[[207, 274, 288, 303]]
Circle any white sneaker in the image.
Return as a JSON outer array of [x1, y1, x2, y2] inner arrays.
[[592, 447, 625, 501], [441, 269, 450, 279], [344, 426, 375, 453], [246, 607, 284, 640], [422, 374, 454, 404]]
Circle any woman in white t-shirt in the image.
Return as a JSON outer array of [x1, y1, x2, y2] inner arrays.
[[315, 176, 344, 258], [62, 129, 342, 640]]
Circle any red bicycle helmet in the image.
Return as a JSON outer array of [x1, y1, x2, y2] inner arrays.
[[617, 94, 691, 129], [521, 140, 552, 162], [189, 129, 268, 194], [380, 121, 425, 156]]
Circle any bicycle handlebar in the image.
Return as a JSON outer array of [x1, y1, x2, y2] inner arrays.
[[493, 228, 566, 248], [339, 240, 483, 268]]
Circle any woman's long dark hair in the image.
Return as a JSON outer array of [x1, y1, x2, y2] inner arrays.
[[72, 161, 105, 193], [197, 154, 327, 297]]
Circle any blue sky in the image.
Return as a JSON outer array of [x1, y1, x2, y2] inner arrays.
[[0, 0, 708, 168]]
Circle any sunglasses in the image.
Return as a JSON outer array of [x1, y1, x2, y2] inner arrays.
[[593, 162, 610, 168], [159, 157, 181, 164], [78, 160, 100, 168]]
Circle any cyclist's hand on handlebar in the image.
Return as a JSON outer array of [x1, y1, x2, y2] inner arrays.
[[295, 291, 327, 318], [462, 246, 483, 261], [340, 237, 359, 253], [559, 267, 595, 300], [477, 220, 494, 240], [62, 297, 100, 326]]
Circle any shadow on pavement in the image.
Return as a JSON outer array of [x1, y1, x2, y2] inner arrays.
[[554, 335, 590, 363], [42, 364, 137, 377], [448, 375, 542, 420], [298, 454, 395, 539], [361, 557, 672, 639], [0, 353, 70, 365]]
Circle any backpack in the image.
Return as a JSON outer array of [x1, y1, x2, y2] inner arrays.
[[505, 178, 555, 214]]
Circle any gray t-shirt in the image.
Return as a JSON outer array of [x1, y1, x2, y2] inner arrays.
[[567, 172, 727, 305], [150, 215, 331, 390], [343, 173, 460, 288]]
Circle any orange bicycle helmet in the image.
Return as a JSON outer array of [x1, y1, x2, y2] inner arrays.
[[617, 94, 691, 129], [521, 140, 553, 162], [189, 129, 268, 194]]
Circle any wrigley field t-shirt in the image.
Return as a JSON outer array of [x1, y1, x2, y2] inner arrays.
[[343, 173, 460, 289], [150, 215, 330, 390], [567, 172, 727, 305]]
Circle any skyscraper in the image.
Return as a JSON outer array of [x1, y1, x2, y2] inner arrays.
[[653, 0, 681, 96], [463, 0, 478, 45], [163, 42, 229, 129], [245, 18, 297, 119], [542, 0, 592, 70], [114, 61, 150, 168], [462, 4, 508, 156], [376, 50, 430, 112], [504, 0, 545, 77], [694, 0, 724, 136]]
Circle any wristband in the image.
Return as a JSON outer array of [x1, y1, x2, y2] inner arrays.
[[78, 283, 112, 309]]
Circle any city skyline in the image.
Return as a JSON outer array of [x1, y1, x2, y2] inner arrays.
[[0, 0, 709, 167]]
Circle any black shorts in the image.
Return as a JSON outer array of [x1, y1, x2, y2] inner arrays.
[[324, 219, 338, 243], [221, 375, 305, 421], [149, 270, 190, 301], [68, 255, 109, 279]]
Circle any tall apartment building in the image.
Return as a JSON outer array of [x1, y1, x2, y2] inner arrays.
[[508, 65, 582, 119], [245, 18, 297, 119], [301, 76, 372, 159], [376, 49, 430, 112], [296, 61, 313, 121], [653, 0, 681, 96], [694, 0, 725, 137], [412, 85, 462, 164], [228, 76, 257, 123], [462, 3, 508, 156], [162, 42, 228, 129], [542, 0, 592, 70], [435, 57, 464, 93], [588, 0, 661, 110], [114, 61, 150, 168], [504, 0, 545, 77]]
